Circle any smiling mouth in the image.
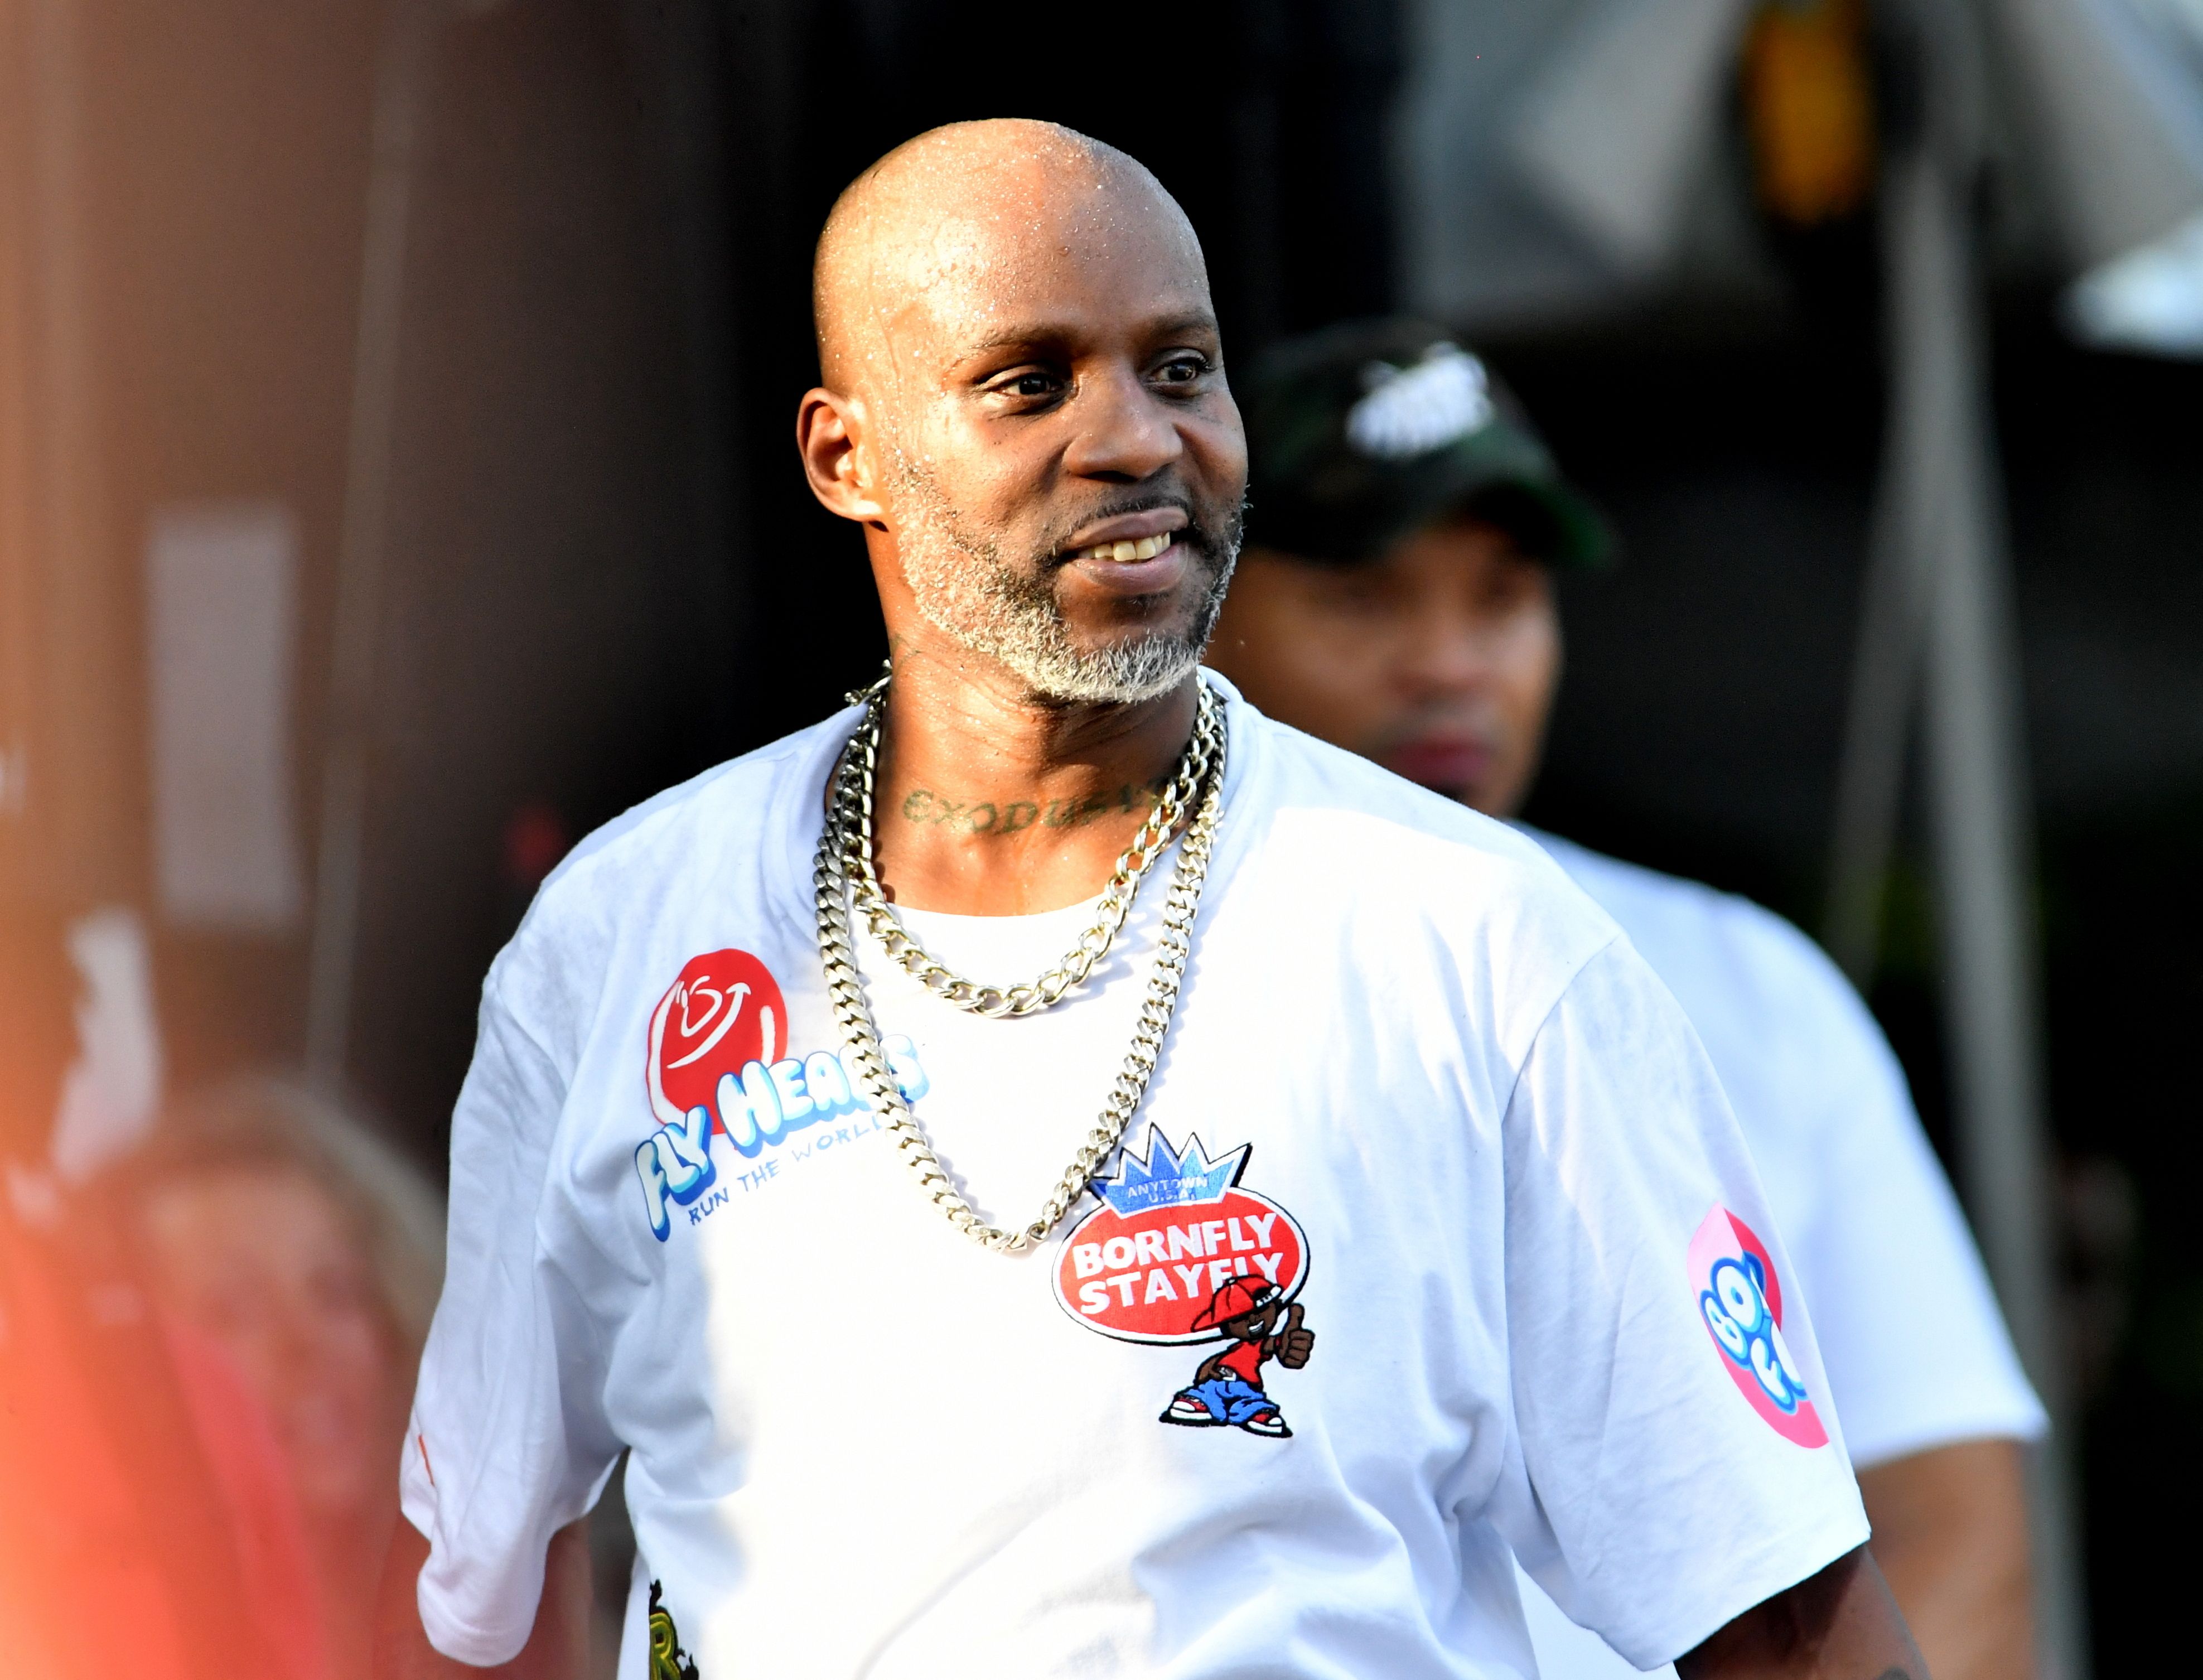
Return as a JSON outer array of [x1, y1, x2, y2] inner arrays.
[[1066, 534, 1176, 564]]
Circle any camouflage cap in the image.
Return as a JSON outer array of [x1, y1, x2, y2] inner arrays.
[[1240, 317, 1613, 568]]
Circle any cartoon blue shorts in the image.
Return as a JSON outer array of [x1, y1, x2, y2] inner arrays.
[[1171, 1377, 1274, 1425]]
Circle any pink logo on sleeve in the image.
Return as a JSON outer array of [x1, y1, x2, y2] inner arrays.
[[1688, 1205, 1828, 1447]]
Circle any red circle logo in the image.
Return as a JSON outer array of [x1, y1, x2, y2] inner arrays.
[[645, 949, 786, 1128], [1053, 1131, 1308, 1344]]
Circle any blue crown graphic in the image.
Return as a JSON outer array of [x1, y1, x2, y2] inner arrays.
[[1096, 1128, 1250, 1216]]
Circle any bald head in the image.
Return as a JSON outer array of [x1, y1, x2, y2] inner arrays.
[[795, 119, 1243, 707], [812, 119, 1206, 393]]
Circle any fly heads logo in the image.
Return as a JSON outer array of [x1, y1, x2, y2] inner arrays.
[[632, 945, 927, 1241], [647, 949, 785, 1131], [1054, 1127, 1307, 1344], [1688, 1204, 1827, 1448]]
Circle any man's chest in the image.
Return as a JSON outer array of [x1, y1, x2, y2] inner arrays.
[[569, 918, 1513, 1447], [596, 913, 1493, 1239]]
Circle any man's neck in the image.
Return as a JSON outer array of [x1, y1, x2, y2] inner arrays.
[[866, 641, 1201, 917]]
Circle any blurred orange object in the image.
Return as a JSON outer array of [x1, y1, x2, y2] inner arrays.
[[0, 1197, 330, 1680], [1742, 0, 1879, 226]]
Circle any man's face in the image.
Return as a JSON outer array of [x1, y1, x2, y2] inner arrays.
[[1208, 516, 1561, 816], [840, 173, 1247, 702]]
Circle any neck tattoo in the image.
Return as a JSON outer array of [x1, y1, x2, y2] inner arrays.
[[898, 781, 1165, 837]]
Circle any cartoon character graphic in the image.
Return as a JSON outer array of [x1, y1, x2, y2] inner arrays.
[[1160, 1275, 1315, 1437], [1053, 1126, 1316, 1440], [648, 1579, 701, 1680]]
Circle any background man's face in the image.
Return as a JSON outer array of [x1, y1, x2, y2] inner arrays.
[[854, 170, 1248, 701], [1208, 517, 1561, 817]]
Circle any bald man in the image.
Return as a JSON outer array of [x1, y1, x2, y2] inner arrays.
[[375, 122, 1924, 1680]]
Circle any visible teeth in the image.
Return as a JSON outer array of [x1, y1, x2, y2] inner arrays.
[[1079, 534, 1172, 562]]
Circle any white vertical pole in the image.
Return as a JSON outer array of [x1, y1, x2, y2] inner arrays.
[[1829, 2, 2090, 1671], [1822, 378, 1929, 986], [304, 0, 438, 1088]]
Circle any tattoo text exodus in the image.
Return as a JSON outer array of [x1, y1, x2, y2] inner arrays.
[[901, 782, 1163, 836]]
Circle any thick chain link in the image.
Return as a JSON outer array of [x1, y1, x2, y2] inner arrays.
[[840, 670, 1223, 1017], [812, 675, 1228, 1252]]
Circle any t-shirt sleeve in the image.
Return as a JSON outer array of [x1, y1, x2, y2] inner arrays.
[[1772, 941, 2046, 1465], [1490, 938, 1870, 1670], [398, 968, 623, 1665]]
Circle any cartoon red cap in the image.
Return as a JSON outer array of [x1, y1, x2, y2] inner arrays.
[[1191, 1276, 1280, 1332]]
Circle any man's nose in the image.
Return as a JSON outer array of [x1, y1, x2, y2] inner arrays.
[[1402, 609, 1492, 695], [1061, 363, 1185, 484]]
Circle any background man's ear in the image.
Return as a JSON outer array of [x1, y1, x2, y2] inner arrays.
[[796, 388, 886, 525]]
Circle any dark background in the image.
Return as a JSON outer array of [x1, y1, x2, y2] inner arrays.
[[6, 0, 2199, 1666]]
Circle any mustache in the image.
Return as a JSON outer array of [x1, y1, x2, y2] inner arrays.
[[1040, 491, 1246, 567]]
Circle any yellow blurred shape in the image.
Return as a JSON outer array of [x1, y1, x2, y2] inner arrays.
[[1742, 0, 1878, 226]]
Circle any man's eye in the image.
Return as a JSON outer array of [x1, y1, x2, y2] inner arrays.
[[1481, 563, 1547, 612], [1328, 577, 1393, 611], [1154, 355, 1209, 385], [994, 370, 1060, 399]]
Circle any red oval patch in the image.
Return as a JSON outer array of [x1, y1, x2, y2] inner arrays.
[[646, 949, 787, 1128], [1055, 1175, 1307, 1345]]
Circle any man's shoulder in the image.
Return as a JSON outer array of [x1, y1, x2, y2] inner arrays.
[[485, 708, 851, 1023], [1238, 702, 1569, 877], [541, 709, 851, 899], [1529, 832, 1840, 993], [1526, 831, 1894, 1102], [1231, 704, 1622, 995]]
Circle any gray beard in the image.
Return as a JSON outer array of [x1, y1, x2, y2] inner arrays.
[[893, 467, 1238, 704]]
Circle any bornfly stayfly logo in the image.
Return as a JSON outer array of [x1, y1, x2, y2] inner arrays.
[[1094, 1130, 1244, 1217], [1055, 1126, 1316, 1440]]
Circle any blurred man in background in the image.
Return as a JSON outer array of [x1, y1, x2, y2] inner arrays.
[[1209, 318, 2046, 1680]]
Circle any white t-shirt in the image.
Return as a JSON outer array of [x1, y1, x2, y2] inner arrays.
[[400, 679, 1870, 1678], [1514, 832, 2046, 1680]]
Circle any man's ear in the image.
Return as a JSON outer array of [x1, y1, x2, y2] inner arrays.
[[797, 388, 887, 526]]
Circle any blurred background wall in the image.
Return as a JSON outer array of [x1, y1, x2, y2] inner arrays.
[[3, 0, 2201, 1672]]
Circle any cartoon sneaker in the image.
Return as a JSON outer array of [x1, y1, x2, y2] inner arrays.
[[1161, 1392, 1220, 1427], [1240, 1410, 1292, 1438]]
